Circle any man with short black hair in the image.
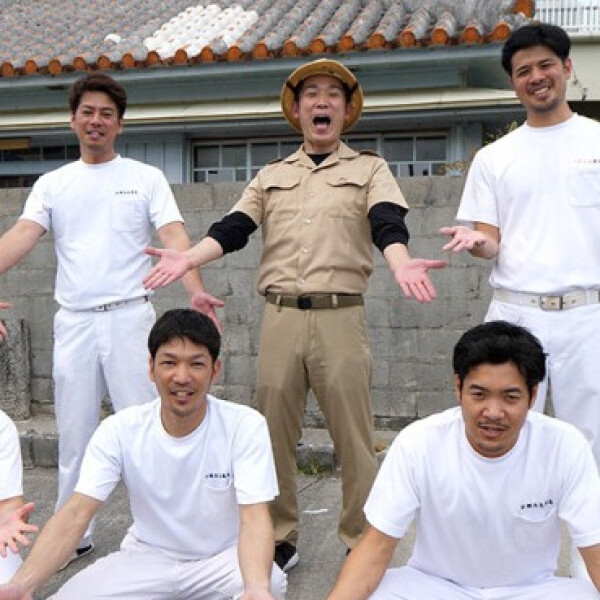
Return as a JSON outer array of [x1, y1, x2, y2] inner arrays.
[[441, 22, 600, 579], [143, 58, 446, 570], [0, 74, 222, 563], [326, 321, 600, 600], [0, 309, 285, 600]]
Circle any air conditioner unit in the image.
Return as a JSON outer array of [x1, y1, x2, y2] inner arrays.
[[206, 167, 236, 182]]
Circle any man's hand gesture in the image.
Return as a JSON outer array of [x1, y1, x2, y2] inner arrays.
[[0, 503, 37, 557], [143, 247, 191, 289], [393, 258, 447, 303], [440, 225, 489, 253]]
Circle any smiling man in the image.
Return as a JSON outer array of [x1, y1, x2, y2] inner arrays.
[[0, 309, 286, 600], [326, 321, 600, 600], [142, 58, 446, 569], [440, 23, 600, 579], [0, 74, 222, 564]]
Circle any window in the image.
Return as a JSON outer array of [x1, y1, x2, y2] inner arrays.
[[192, 139, 302, 182], [0, 145, 80, 188], [192, 133, 448, 182]]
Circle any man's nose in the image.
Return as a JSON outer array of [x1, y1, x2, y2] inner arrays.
[[482, 398, 504, 419], [173, 364, 191, 383]]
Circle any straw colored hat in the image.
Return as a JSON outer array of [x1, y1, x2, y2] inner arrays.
[[280, 58, 363, 133]]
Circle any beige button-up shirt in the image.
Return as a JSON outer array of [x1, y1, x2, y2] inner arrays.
[[231, 142, 409, 295]]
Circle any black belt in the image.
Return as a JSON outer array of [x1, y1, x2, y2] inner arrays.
[[265, 293, 363, 310]]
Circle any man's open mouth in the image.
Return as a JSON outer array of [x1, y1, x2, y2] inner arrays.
[[313, 115, 331, 126]]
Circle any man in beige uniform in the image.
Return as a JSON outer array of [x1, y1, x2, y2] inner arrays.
[[144, 59, 446, 571]]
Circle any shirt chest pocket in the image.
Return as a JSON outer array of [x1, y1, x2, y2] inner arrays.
[[324, 172, 369, 219], [568, 162, 600, 207], [513, 503, 558, 551], [111, 195, 144, 231], [262, 174, 302, 223]]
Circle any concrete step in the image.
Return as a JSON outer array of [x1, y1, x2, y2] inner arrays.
[[15, 414, 399, 469]]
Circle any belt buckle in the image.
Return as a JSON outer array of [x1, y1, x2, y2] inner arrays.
[[297, 296, 312, 310], [540, 295, 563, 311]]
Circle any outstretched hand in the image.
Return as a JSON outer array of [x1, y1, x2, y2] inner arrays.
[[143, 247, 191, 290], [440, 225, 488, 253], [393, 258, 447, 303], [190, 291, 225, 333], [0, 502, 37, 558], [0, 301, 11, 342]]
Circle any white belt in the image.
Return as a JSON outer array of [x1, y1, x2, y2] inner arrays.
[[493, 289, 600, 311], [91, 295, 150, 312]]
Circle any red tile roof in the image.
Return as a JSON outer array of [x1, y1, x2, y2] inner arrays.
[[0, 0, 534, 78]]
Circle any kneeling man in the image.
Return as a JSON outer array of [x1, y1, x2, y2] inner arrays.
[[327, 321, 600, 600], [0, 309, 286, 600]]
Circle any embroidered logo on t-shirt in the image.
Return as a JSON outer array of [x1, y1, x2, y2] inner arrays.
[[115, 189, 139, 195], [520, 498, 553, 510], [205, 472, 232, 480]]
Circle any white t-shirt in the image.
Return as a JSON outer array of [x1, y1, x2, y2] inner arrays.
[[365, 407, 600, 588], [0, 410, 22, 500], [75, 395, 278, 559], [20, 156, 183, 310], [457, 114, 600, 294]]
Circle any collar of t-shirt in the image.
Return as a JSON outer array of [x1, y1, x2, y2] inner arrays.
[[308, 152, 332, 166]]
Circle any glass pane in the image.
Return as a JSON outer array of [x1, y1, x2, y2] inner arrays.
[[251, 142, 278, 166], [66, 145, 80, 159], [193, 171, 206, 183], [236, 168, 247, 182], [416, 136, 446, 161], [383, 138, 413, 162], [3, 147, 41, 161], [397, 163, 414, 177], [346, 137, 377, 152], [194, 145, 219, 168], [42, 146, 65, 160], [280, 141, 299, 157], [432, 162, 445, 175], [0, 174, 39, 188], [412, 162, 431, 176], [222, 144, 246, 168]]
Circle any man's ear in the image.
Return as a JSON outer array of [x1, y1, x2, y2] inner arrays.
[[291, 100, 300, 120], [344, 102, 353, 124], [148, 356, 155, 383], [454, 374, 462, 405], [564, 57, 573, 80], [529, 384, 539, 409], [211, 358, 222, 383]]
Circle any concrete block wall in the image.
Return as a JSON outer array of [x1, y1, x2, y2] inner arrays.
[[0, 176, 493, 429]]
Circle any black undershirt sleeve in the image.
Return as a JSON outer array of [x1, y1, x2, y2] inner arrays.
[[368, 202, 410, 253], [206, 211, 258, 255]]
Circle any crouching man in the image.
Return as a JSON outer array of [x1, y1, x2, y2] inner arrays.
[[0, 309, 286, 600], [327, 321, 600, 600]]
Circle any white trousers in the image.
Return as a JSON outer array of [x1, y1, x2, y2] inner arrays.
[[485, 300, 600, 464], [51, 536, 287, 600], [369, 566, 598, 600], [0, 552, 21, 584], [52, 302, 157, 545]]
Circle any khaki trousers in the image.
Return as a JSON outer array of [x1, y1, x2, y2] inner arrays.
[[256, 302, 378, 548]]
